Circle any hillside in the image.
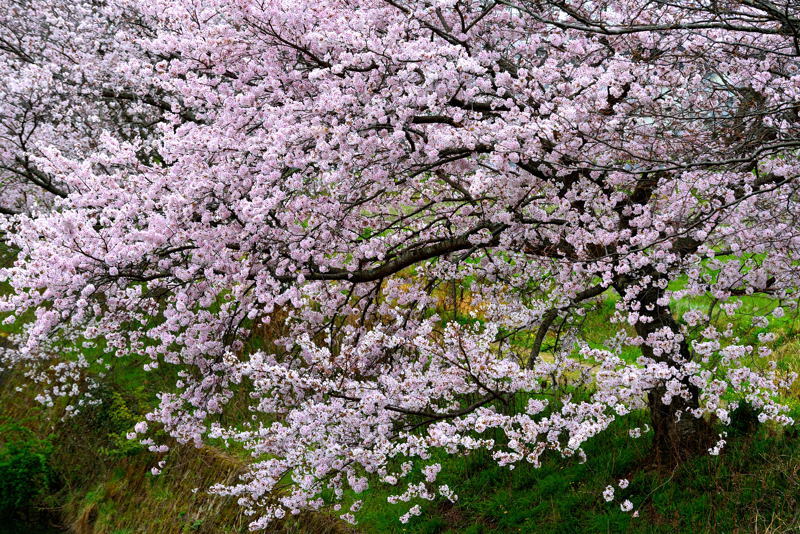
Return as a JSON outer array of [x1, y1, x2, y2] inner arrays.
[[2, 280, 799, 533]]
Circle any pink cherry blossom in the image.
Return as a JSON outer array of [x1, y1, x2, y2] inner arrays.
[[1, 0, 798, 527]]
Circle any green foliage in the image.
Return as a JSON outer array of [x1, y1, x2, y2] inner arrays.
[[0, 422, 53, 517], [184, 518, 205, 531], [96, 389, 149, 458]]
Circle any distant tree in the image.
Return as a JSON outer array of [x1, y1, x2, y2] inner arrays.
[[1, 0, 799, 527]]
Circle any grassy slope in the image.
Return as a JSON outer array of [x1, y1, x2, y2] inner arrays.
[[1, 246, 799, 533], [0, 271, 347, 533], [355, 415, 800, 534], [354, 285, 800, 533], [0, 363, 355, 534]]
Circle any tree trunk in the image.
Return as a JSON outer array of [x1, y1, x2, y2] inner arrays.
[[614, 274, 713, 465], [647, 386, 712, 465]]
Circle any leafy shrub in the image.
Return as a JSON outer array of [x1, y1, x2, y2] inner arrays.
[[0, 422, 53, 517], [96, 390, 148, 458]]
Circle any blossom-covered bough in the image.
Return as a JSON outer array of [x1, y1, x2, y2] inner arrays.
[[1, 0, 800, 527]]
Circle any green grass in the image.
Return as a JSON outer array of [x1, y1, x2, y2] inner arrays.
[[355, 416, 800, 533], [352, 281, 800, 534]]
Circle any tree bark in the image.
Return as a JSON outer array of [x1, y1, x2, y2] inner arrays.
[[646, 384, 712, 465], [614, 274, 712, 465]]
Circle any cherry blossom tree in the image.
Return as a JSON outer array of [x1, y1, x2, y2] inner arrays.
[[1, 0, 800, 527]]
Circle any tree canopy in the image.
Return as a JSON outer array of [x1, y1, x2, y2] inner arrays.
[[1, 0, 799, 527]]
